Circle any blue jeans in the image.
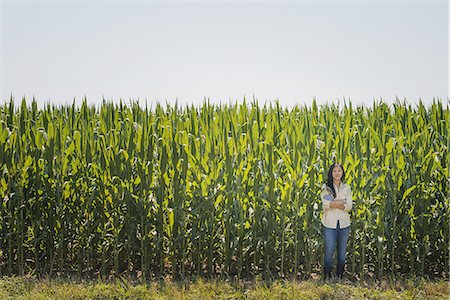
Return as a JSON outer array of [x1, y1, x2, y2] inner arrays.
[[323, 221, 350, 278]]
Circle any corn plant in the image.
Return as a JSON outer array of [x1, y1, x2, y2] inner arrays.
[[0, 97, 447, 280]]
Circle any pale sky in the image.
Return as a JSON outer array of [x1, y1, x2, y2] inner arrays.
[[1, 0, 448, 108]]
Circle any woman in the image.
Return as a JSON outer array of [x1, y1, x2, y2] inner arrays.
[[320, 163, 353, 280]]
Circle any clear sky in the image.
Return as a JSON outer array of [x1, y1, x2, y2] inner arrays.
[[1, 0, 448, 108]]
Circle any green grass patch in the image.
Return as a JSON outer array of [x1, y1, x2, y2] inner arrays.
[[0, 276, 448, 299]]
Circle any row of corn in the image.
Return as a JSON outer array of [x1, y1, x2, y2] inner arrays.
[[0, 98, 447, 279]]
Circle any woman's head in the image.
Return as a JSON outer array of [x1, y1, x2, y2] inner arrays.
[[326, 163, 345, 197]]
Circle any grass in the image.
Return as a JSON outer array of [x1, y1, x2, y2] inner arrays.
[[0, 276, 448, 299]]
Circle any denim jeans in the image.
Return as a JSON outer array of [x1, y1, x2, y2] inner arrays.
[[323, 220, 350, 278]]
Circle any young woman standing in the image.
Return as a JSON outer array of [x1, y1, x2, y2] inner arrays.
[[320, 163, 353, 280]]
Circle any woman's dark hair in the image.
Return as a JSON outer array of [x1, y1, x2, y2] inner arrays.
[[327, 163, 345, 197]]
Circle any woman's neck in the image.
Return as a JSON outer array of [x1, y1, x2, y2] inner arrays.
[[333, 180, 341, 187]]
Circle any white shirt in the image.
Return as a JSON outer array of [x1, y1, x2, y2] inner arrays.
[[320, 182, 353, 229]]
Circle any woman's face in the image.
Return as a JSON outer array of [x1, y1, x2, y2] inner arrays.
[[332, 165, 343, 182]]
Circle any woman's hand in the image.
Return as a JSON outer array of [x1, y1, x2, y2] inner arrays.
[[336, 204, 345, 210], [330, 199, 346, 210]]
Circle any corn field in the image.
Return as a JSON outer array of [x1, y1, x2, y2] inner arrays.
[[0, 98, 448, 280]]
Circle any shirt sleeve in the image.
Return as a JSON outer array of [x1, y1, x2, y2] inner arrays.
[[344, 187, 353, 212], [321, 185, 331, 210]]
